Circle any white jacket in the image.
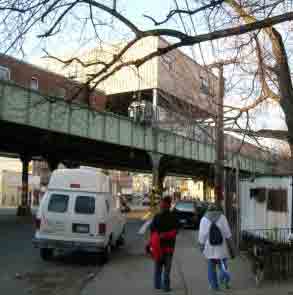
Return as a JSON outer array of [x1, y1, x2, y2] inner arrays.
[[198, 213, 232, 259]]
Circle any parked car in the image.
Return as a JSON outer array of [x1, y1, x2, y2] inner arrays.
[[122, 194, 133, 203], [172, 201, 199, 229], [33, 168, 126, 263], [120, 196, 131, 213]]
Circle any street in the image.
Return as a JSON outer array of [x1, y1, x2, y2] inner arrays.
[[2, 208, 293, 295], [0, 208, 143, 295]]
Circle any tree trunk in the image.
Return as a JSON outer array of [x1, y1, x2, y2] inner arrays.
[[271, 28, 293, 156]]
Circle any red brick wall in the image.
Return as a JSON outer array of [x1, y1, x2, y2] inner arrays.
[[0, 55, 107, 111]]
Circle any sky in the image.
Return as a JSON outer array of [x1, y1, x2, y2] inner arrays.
[[23, 0, 209, 62], [3, 0, 292, 154]]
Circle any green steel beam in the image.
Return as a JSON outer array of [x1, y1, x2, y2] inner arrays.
[[0, 80, 272, 174]]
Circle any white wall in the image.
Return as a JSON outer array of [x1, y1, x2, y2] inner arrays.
[[0, 170, 40, 207], [0, 157, 22, 172], [240, 176, 292, 231]]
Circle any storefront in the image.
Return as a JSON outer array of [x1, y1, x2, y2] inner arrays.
[[0, 170, 40, 207]]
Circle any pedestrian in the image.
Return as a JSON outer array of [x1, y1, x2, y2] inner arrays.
[[147, 196, 178, 292], [198, 203, 235, 292]]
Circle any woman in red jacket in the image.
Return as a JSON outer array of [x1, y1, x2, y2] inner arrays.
[[149, 196, 178, 292]]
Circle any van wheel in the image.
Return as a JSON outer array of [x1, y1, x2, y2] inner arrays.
[[40, 248, 54, 261]]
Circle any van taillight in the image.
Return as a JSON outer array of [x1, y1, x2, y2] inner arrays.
[[34, 217, 41, 230], [98, 223, 106, 235]]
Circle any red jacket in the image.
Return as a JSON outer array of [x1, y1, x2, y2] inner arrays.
[[149, 231, 162, 261], [148, 229, 177, 261], [150, 211, 178, 253]]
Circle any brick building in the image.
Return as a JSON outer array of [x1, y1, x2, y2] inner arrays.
[[0, 54, 107, 111]]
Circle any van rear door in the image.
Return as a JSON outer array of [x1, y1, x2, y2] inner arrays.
[[40, 191, 108, 243], [69, 193, 102, 241], [40, 191, 71, 238]]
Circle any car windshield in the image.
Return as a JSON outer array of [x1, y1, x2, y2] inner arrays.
[[175, 202, 195, 212]]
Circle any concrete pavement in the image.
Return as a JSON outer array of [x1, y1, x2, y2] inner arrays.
[[82, 228, 293, 295]]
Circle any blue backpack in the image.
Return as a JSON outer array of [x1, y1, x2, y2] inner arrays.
[[209, 220, 223, 246]]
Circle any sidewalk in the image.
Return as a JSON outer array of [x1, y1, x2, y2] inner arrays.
[[82, 227, 293, 295]]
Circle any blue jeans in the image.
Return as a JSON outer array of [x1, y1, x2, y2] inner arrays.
[[154, 253, 173, 290], [208, 259, 230, 290]]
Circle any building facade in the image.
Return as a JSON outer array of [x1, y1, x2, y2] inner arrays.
[[0, 170, 40, 207], [43, 37, 218, 120], [0, 54, 107, 111]]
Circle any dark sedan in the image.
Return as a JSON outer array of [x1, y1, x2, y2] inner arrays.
[[172, 201, 199, 229]]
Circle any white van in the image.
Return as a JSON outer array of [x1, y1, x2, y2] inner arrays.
[[33, 168, 126, 262]]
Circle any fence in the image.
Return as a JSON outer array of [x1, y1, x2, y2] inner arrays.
[[241, 228, 293, 281], [242, 228, 291, 244]]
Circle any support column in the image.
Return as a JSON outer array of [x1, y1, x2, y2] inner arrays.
[[235, 161, 240, 251], [224, 167, 238, 244], [152, 88, 158, 122], [149, 153, 165, 213], [17, 154, 31, 216], [214, 64, 225, 207], [47, 158, 59, 172]]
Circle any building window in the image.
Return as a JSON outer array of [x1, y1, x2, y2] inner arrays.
[[30, 77, 38, 90], [200, 77, 210, 95], [250, 188, 266, 203], [267, 189, 288, 212], [0, 66, 10, 80]]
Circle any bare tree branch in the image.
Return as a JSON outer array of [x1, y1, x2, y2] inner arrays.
[[43, 49, 108, 67], [82, 0, 141, 35], [143, 0, 225, 26], [86, 10, 293, 91], [225, 127, 289, 141], [38, 1, 79, 37]]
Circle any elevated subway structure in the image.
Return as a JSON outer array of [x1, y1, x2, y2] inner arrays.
[[0, 80, 273, 213]]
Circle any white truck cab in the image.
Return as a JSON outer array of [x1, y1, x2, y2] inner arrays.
[[33, 168, 126, 262]]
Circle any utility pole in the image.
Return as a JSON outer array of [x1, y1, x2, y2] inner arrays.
[[235, 159, 240, 250], [214, 64, 225, 207], [150, 88, 160, 214]]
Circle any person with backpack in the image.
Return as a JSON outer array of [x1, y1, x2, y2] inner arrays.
[[147, 196, 178, 292], [198, 203, 235, 291]]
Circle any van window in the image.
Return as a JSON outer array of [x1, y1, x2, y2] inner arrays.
[[48, 194, 69, 213], [75, 196, 95, 214]]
